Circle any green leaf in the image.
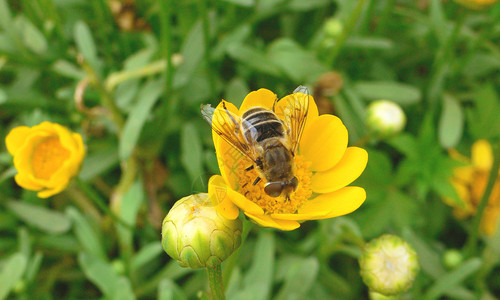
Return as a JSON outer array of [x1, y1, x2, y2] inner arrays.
[[354, 81, 421, 105], [18, 16, 47, 54], [79, 142, 120, 181], [221, 0, 254, 7], [276, 257, 319, 300], [232, 231, 275, 300], [403, 229, 445, 279], [74, 20, 99, 70], [267, 38, 328, 83], [0, 253, 27, 300], [174, 21, 204, 88], [116, 180, 144, 257], [158, 279, 187, 300], [180, 122, 203, 184], [225, 78, 250, 108], [66, 207, 107, 261], [438, 95, 463, 149], [24, 251, 43, 284], [6, 201, 71, 234], [130, 242, 163, 273], [78, 253, 135, 300], [227, 44, 281, 77], [119, 79, 164, 160], [424, 258, 482, 300]]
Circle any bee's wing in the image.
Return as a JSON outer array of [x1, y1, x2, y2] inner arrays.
[[275, 85, 310, 154], [201, 102, 260, 163]]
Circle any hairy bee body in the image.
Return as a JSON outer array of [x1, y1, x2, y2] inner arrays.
[[201, 86, 309, 199], [241, 107, 294, 184]]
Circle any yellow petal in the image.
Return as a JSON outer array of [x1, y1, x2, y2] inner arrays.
[[311, 147, 368, 193], [5, 126, 31, 155], [298, 186, 366, 219], [448, 149, 470, 164], [212, 100, 244, 190], [37, 185, 66, 198], [239, 88, 277, 112], [244, 212, 300, 230], [208, 175, 264, 216], [299, 115, 348, 172], [208, 175, 240, 220], [270, 211, 330, 221], [14, 174, 43, 191], [472, 140, 493, 171]]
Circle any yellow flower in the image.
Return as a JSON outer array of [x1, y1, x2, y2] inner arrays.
[[445, 140, 500, 235], [6, 122, 85, 198], [207, 89, 368, 230], [454, 0, 498, 9]]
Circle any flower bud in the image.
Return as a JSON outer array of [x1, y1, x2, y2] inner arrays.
[[162, 193, 242, 269], [359, 235, 419, 296], [366, 100, 406, 138], [443, 249, 463, 269], [324, 18, 343, 38]]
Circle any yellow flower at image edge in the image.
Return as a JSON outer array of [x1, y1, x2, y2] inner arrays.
[[208, 89, 368, 230], [454, 0, 498, 9], [446, 140, 500, 235], [6, 122, 85, 198]]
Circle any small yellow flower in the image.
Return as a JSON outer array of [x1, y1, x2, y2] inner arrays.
[[454, 0, 498, 9], [207, 89, 368, 230], [6, 122, 85, 198], [445, 140, 500, 235]]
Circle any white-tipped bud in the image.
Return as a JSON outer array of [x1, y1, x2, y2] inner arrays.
[[359, 235, 419, 296], [162, 193, 242, 269], [366, 100, 406, 138]]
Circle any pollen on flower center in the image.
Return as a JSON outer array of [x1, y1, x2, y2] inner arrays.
[[235, 155, 313, 214], [31, 137, 70, 180]]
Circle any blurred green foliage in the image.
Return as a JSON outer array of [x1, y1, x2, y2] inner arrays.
[[0, 0, 499, 299]]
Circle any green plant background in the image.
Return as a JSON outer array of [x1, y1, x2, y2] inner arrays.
[[0, 0, 499, 299]]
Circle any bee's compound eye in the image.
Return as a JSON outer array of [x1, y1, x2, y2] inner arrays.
[[290, 177, 299, 191], [264, 182, 283, 197]]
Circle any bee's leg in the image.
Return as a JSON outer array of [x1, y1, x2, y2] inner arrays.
[[285, 195, 290, 202], [245, 165, 254, 171], [253, 177, 261, 185]]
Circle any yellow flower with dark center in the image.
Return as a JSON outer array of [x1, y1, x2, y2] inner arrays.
[[454, 0, 498, 9], [445, 140, 500, 235], [6, 122, 85, 198], [207, 88, 368, 230]]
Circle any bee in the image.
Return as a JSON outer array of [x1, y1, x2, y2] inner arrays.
[[201, 86, 310, 201]]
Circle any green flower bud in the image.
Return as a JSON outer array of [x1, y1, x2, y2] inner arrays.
[[359, 235, 419, 296], [162, 193, 242, 269], [443, 249, 463, 269], [366, 100, 406, 138], [324, 18, 343, 38]]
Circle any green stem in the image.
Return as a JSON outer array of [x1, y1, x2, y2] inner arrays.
[[326, 0, 367, 67], [426, 6, 466, 111], [207, 264, 225, 300], [199, 0, 215, 98], [79, 56, 125, 132], [222, 219, 253, 288], [463, 142, 500, 257], [105, 60, 167, 91], [158, 0, 174, 96]]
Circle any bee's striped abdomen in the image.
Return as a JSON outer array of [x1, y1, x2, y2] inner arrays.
[[242, 107, 285, 143]]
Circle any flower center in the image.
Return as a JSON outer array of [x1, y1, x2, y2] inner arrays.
[[31, 137, 70, 180], [235, 155, 312, 214]]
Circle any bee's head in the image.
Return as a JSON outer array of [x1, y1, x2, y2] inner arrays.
[[264, 177, 299, 198]]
